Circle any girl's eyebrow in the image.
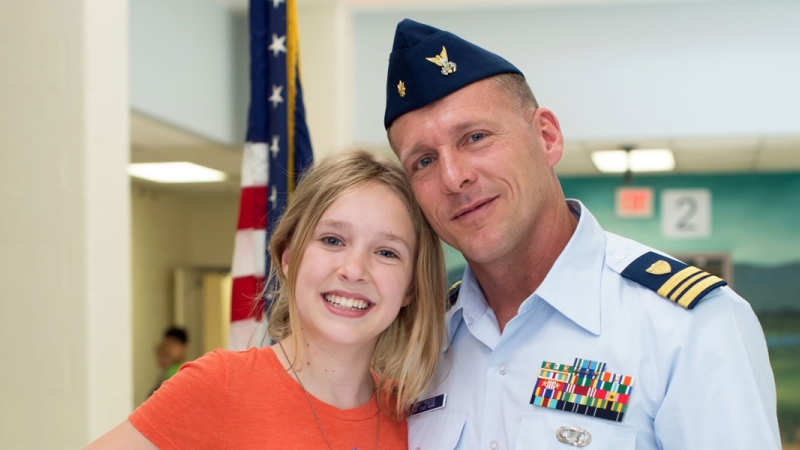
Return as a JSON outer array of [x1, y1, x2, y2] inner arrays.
[[377, 232, 412, 252], [317, 219, 351, 230]]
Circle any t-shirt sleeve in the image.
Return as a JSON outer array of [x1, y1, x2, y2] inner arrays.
[[130, 349, 229, 449]]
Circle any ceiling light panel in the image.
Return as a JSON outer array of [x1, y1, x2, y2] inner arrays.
[[591, 150, 629, 173], [591, 149, 675, 173], [127, 162, 227, 183]]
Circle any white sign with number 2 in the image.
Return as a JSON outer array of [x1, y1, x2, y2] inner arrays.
[[661, 189, 711, 238]]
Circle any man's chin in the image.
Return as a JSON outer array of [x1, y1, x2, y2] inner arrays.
[[457, 238, 512, 267]]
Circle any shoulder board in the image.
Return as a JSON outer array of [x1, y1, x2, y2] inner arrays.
[[447, 281, 461, 309], [620, 251, 727, 309]]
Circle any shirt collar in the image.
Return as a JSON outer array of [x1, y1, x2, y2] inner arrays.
[[446, 200, 606, 344], [532, 199, 605, 336], [446, 264, 486, 345]]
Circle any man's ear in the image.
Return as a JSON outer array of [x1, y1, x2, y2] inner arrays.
[[532, 107, 564, 168], [281, 244, 291, 277]]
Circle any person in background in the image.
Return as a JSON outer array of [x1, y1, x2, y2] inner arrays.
[[86, 147, 447, 449], [149, 326, 188, 396], [384, 18, 780, 449]]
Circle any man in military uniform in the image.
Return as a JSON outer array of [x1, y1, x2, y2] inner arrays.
[[384, 19, 780, 449]]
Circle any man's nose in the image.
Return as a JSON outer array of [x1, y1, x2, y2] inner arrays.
[[439, 149, 476, 193]]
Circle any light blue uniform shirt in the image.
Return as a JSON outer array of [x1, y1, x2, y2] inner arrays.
[[408, 200, 779, 450]]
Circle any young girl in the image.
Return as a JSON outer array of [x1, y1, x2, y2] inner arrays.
[[87, 148, 447, 449]]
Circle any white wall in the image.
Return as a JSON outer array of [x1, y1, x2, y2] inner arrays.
[[0, 0, 131, 446], [130, 0, 242, 145], [129, 0, 353, 156], [353, 1, 800, 144], [298, 0, 354, 157]]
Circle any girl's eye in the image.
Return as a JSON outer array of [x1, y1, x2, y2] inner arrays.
[[322, 236, 342, 246], [377, 249, 398, 259], [468, 133, 485, 143]]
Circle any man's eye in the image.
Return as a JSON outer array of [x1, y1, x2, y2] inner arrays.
[[322, 236, 342, 246], [415, 157, 433, 170], [468, 133, 485, 143], [377, 249, 398, 259]]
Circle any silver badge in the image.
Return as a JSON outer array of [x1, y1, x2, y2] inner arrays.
[[556, 426, 591, 447]]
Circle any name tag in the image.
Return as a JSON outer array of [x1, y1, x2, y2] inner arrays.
[[411, 394, 447, 416]]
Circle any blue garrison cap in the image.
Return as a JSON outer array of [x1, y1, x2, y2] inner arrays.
[[384, 19, 523, 129]]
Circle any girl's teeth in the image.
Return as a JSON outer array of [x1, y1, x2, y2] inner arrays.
[[324, 294, 369, 311]]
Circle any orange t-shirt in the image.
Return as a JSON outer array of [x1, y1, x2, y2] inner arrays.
[[130, 347, 407, 449]]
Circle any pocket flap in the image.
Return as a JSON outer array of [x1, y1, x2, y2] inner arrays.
[[408, 413, 467, 450], [514, 409, 637, 449]]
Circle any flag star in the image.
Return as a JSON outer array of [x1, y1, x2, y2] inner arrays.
[[268, 34, 287, 58], [270, 136, 280, 159], [269, 85, 284, 109], [271, 0, 284, 8], [269, 186, 278, 210]]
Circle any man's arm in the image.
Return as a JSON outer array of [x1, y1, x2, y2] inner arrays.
[[654, 288, 780, 449]]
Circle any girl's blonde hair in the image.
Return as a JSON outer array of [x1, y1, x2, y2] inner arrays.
[[265, 147, 446, 420]]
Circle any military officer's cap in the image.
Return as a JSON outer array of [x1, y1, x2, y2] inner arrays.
[[384, 19, 523, 129]]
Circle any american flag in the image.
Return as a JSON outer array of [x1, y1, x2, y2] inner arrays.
[[229, 0, 313, 350]]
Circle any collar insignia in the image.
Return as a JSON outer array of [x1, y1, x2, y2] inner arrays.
[[397, 80, 406, 97], [426, 46, 457, 75]]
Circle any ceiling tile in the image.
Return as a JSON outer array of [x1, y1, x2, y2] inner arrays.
[[675, 147, 756, 173], [671, 136, 761, 153]]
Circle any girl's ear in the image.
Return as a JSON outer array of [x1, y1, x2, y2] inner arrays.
[[281, 244, 291, 277], [402, 282, 414, 307]]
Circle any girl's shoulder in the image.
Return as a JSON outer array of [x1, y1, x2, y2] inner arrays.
[[201, 346, 282, 376]]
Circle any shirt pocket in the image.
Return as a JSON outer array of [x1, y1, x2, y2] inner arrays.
[[514, 410, 637, 449], [407, 413, 467, 450]]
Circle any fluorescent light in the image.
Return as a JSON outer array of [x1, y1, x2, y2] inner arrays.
[[127, 162, 227, 183], [591, 149, 675, 173], [629, 149, 675, 172], [591, 150, 628, 173]]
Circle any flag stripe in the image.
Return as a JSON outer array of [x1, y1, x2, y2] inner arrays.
[[237, 187, 268, 230], [240, 142, 269, 187], [231, 275, 265, 322], [231, 229, 267, 278]]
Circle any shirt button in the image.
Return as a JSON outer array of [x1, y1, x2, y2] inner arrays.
[[490, 440, 499, 450], [614, 250, 626, 259], [498, 364, 507, 375], [415, 447, 420, 450]]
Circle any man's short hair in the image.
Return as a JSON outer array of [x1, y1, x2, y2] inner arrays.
[[490, 73, 539, 112]]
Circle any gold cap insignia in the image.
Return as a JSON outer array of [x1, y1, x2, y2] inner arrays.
[[426, 46, 457, 76], [646, 260, 672, 275], [397, 80, 406, 97]]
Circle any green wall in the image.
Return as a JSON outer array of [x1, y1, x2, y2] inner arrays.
[[560, 172, 800, 266]]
